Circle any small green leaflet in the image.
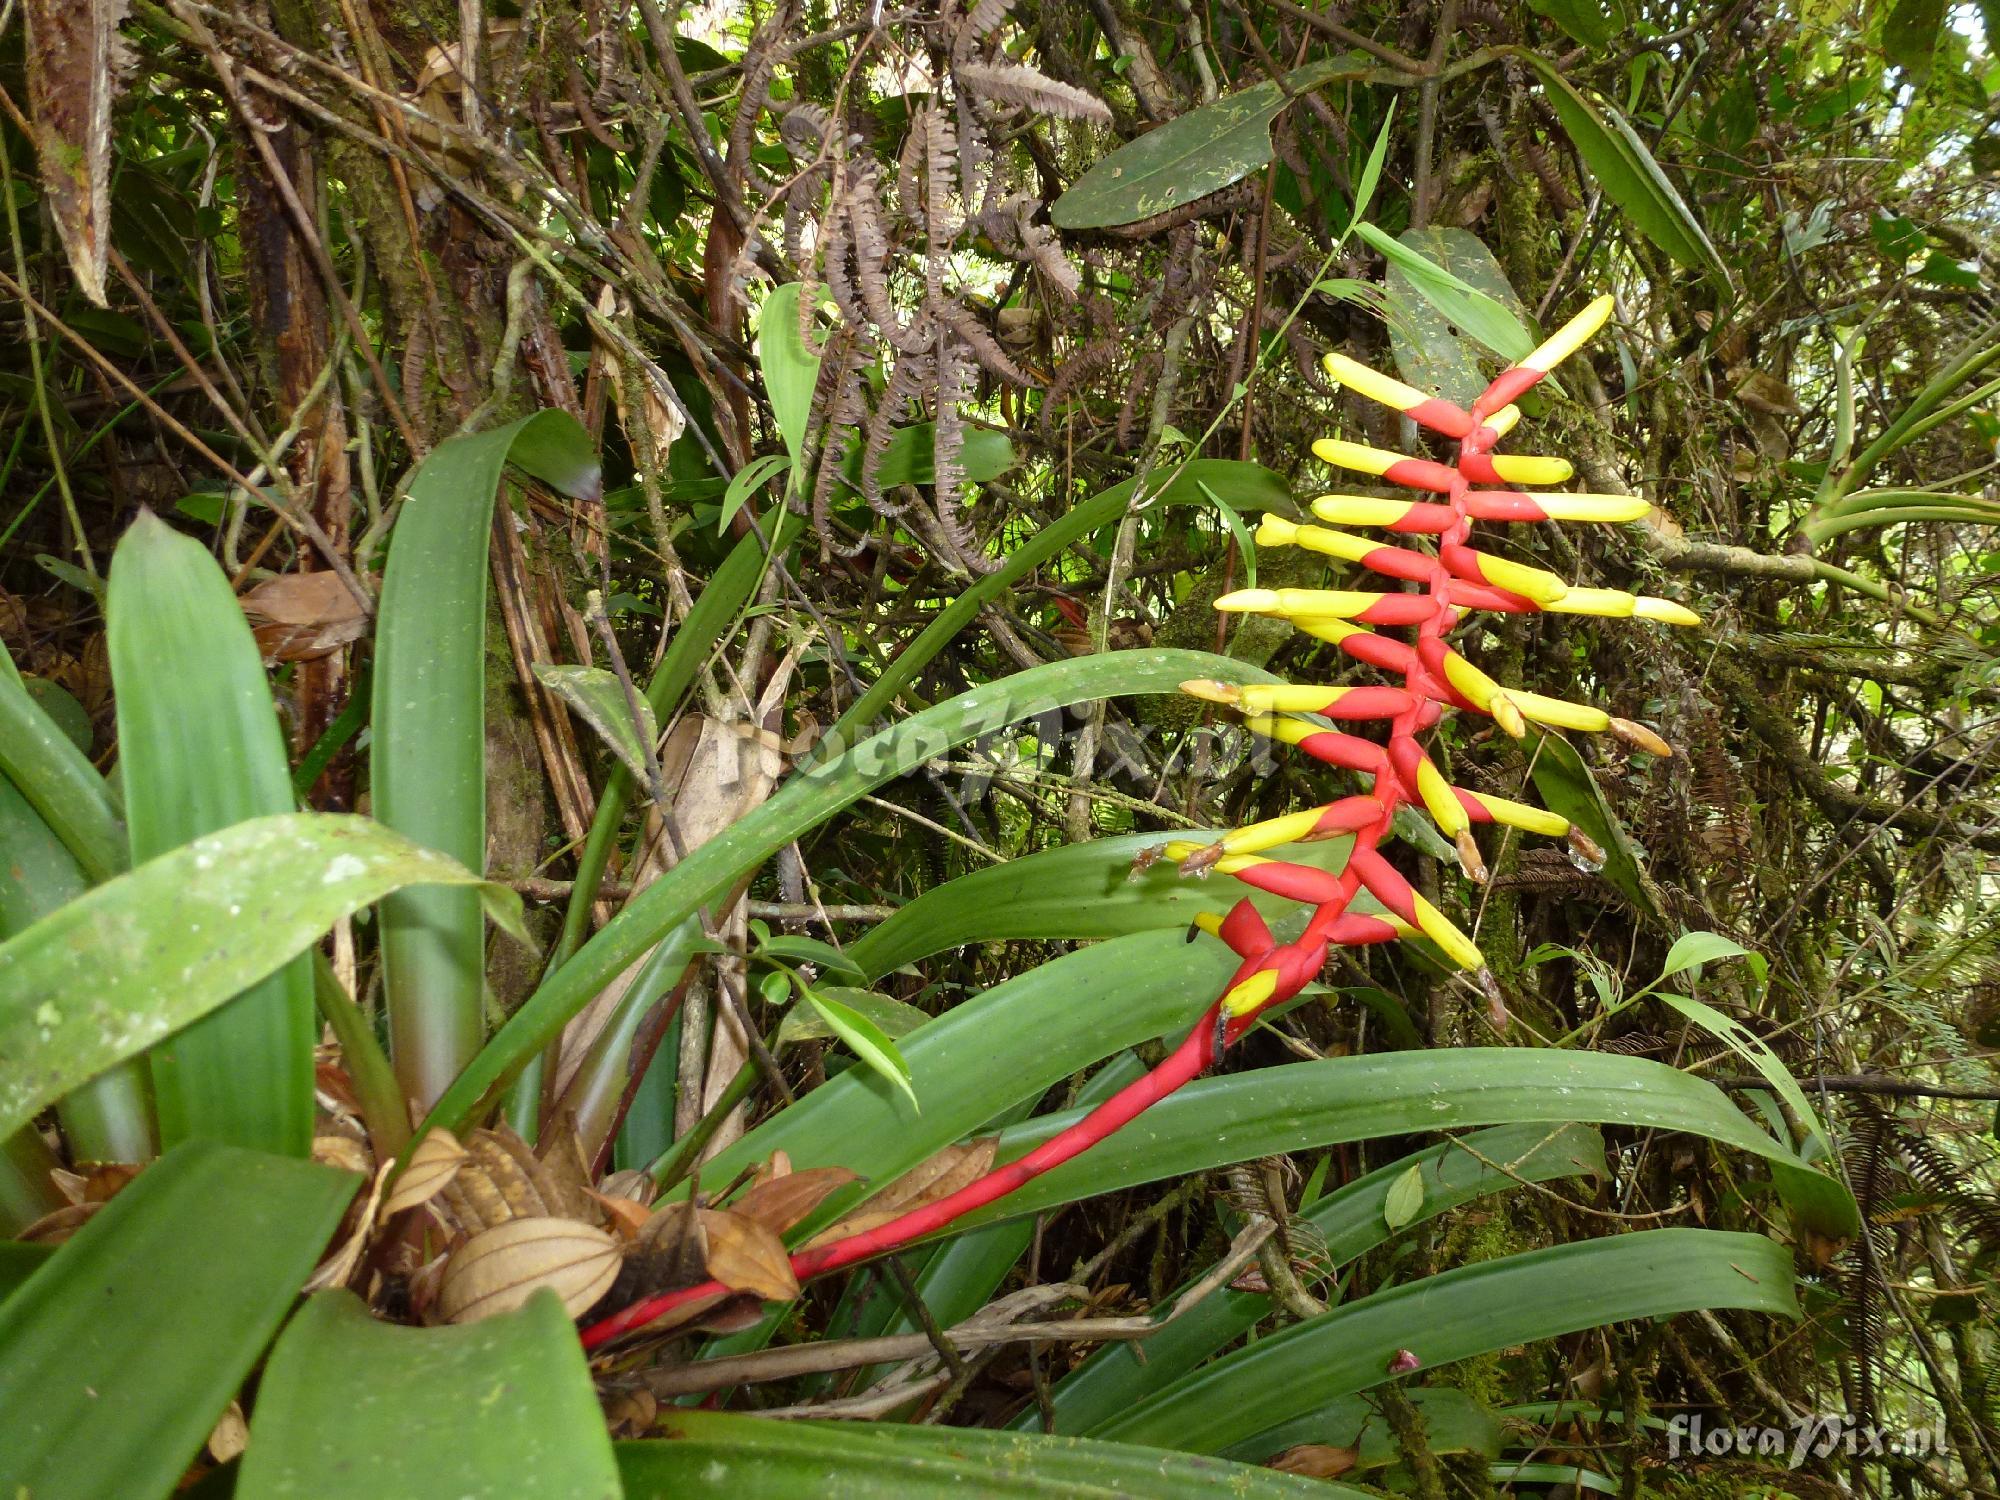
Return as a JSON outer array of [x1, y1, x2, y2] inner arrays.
[[803, 984, 920, 1111], [1383, 1164, 1425, 1230], [1198, 481, 1258, 589], [720, 453, 790, 535], [1354, 223, 1535, 363]]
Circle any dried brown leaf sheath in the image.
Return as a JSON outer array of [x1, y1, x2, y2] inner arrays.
[[23, 0, 132, 307]]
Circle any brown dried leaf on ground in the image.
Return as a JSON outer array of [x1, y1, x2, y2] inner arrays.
[[382, 1127, 468, 1221], [241, 571, 369, 663], [727, 1164, 860, 1235]]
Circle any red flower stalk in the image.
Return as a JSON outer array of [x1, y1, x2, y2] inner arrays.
[[579, 294, 1697, 1353]]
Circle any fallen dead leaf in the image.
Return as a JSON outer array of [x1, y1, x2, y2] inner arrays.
[[382, 1127, 468, 1221], [438, 1216, 623, 1324], [728, 1165, 860, 1236], [1268, 1443, 1358, 1479], [802, 1140, 996, 1250], [696, 1208, 799, 1302]]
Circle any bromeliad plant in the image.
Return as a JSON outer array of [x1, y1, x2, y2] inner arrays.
[[575, 296, 1733, 1346], [0, 294, 1845, 1498]]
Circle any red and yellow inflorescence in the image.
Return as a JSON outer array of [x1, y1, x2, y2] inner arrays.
[[1169, 294, 1697, 1041]]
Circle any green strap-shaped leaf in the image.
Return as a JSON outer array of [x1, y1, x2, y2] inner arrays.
[[620, 1413, 1372, 1498], [955, 1050, 1842, 1234], [1039, 1122, 1607, 1434], [372, 409, 598, 1108], [0, 771, 153, 1164], [237, 1290, 620, 1500], [1052, 56, 1370, 230], [109, 511, 316, 1155], [848, 829, 1351, 980], [419, 649, 1283, 1144], [1223, 1387, 1505, 1468], [0, 812, 526, 1143], [0, 650, 124, 883], [1515, 51, 1730, 284], [1094, 1228, 1796, 1454], [0, 1139, 358, 1500]]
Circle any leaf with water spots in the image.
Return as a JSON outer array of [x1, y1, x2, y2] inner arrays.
[[0, 812, 528, 1142], [1052, 56, 1370, 229]]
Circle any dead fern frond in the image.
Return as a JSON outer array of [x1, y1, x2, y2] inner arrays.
[[954, 62, 1111, 125]]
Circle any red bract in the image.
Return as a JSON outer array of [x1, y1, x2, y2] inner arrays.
[[579, 294, 1698, 1353]]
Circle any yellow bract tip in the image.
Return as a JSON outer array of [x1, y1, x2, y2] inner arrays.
[[1191, 910, 1226, 937], [1416, 758, 1470, 837], [1312, 495, 1412, 527], [1473, 552, 1570, 605], [1255, 514, 1301, 547], [1545, 587, 1638, 619], [1223, 968, 1282, 1016], [1499, 687, 1610, 733], [1412, 895, 1485, 970], [1322, 352, 1430, 415], [1215, 589, 1281, 613], [1534, 493, 1653, 523], [1483, 404, 1523, 438], [1286, 525, 1378, 564], [1179, 678, 1243, 706], [1488, 454, 1576, 486], [1313, 437, 1397, 477], [1291, 617, 1364, 647], [1222, 806, 1332, 855], [1633, 597, 1702, 627], [1471, 791, 1571, 838], [1525, 293, 1615, 375], [1491, 694, 1527, 738]]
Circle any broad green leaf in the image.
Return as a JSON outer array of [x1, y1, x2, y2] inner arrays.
[[0, 650, 124, 883], [776, 986, 929, 1045], [1382, 1163, 1425, 1229], [1355, 222, 1535, 363], [1524, 728, 1657, 916], [1095, 1228, 1796, 1453], [1039, 1122, 1607, 1435], [1882, 0, 1947, 81], [1378, 227, 1538, 407], [804, 985, 918, 1110], [534, 663, 660, 786], [0, 1140, 357, 1500], [1516, 52, 1730, 283], [0, 1239, 53, 1302], [620, 1413, 1369, 1498], [238, 1290, 620, 1500], [1053, 56, 1370, 229], [109, 511, 315, 1155], [757, 284, 820, 480], [0, 812, 526, 1143], [1524, 0, 1620, 46], [842, 423, 1016, 490], [373, 410, 598, 1108], [849, 830, 1351, 980], [1659, 929, 1751, 978], [951, 1050, 1824, 1234], [420, 650, 1283, 1144]]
